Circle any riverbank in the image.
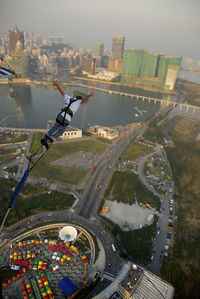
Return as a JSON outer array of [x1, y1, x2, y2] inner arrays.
[[0, 75, 177, 96], [73, 76, 178, 96]]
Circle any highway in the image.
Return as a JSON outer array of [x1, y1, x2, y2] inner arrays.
[[77, 124, 146, 219]]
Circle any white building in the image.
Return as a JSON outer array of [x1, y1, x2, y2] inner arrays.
[[61, 126, 82, 139], [88, 125, 118, 140]]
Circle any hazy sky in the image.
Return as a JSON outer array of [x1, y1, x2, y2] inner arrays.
[[0, 0, 200, 59]]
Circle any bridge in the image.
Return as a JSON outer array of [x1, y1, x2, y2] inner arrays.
[[75, 83, 200, 114]]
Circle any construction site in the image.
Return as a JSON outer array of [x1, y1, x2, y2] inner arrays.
[[121, 49, 182, 91]]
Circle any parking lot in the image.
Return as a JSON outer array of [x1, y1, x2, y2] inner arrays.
[[101, 200, 156, 230]]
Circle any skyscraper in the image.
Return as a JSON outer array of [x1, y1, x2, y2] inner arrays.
[[140, 51, 158, 78], [8, 25, 30, 77], [108, 35, 125, 72], [9, 25, 24, 55], [82, 57, 96, 75], [121, 49, 181, 90], [91, 43, 104, 67], [111, 35, 125, 59], [121, 49, 142, 83], [92, 43, 104, 57]]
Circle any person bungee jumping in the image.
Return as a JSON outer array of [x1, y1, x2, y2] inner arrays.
[[41, 81, 94, 149]]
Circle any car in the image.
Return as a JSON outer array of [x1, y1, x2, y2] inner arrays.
[[53, 265, 59, 271], [164, 245, 169, 251]]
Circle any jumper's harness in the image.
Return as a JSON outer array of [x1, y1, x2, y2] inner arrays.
[[56, 98, 78, 126]]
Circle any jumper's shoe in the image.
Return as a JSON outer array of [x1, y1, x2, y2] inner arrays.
[[45, 134, 54, 143], [41, 138, 50, 150]]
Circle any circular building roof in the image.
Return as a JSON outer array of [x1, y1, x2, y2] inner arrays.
[[59, 226, 78, 242]]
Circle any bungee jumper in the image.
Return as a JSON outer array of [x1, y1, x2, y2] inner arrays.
[[0, 81, 94, 234], [41, 81, 94, 150]]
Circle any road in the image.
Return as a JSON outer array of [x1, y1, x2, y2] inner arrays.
[[137, 144, 174, 276], [77, 124, 146, 219]]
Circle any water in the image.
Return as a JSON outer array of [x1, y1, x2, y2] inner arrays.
[[179, 70, 200, 85], [0, 82, 175, 130]]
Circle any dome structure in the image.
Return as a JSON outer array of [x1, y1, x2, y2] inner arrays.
[[59, 226, 78, 242]]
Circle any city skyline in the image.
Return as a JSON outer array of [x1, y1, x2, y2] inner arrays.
[[0, 0, 200, 60]]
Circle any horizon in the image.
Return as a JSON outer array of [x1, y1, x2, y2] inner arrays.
[[0, 0, 200, 60]]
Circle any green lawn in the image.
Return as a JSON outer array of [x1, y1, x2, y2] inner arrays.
[[96, 137, 112, 144], [120, 217, 157, 263], [0, 132, 28, 145], [100, 214, 157, 264], [104, 171, 160, 210], [0, 149, 18, 164], [30, 140, 106, 185], [30, 132, 43, 154], [123, 142, 150, 160], [0, 177, 75, 226]]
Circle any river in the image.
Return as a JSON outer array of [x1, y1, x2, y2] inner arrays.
[[0, 81, 177, 131]]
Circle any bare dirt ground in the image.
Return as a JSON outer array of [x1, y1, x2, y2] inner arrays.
[[101, 200, 156, 231], [51, 151, 100, 169]]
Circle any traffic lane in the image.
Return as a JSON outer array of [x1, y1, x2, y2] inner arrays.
[[150, 197, 170, 274]]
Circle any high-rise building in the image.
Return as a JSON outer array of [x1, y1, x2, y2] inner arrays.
[[92, 43, 104, 68], [111, 35, 125, 59], [9, 25, 24, 55], [140, 51, 158, 78], [121, 49, 142, 83], [82, 57, 96, 75], [92, 43, 104, 57], [121, 48, 181, 90], [108, 35, 125, 73], [108, 57, 123, 73], [7, 26, 30, 77]]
